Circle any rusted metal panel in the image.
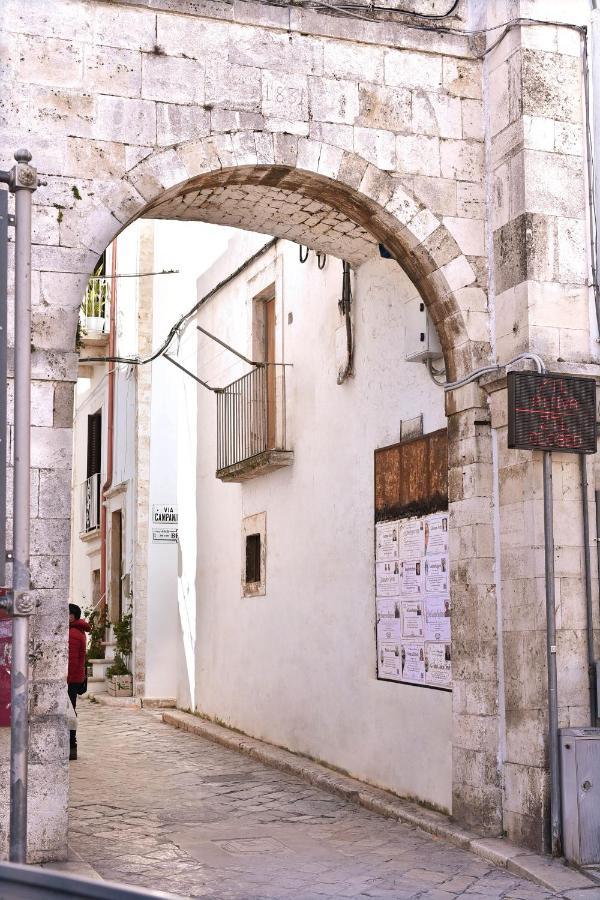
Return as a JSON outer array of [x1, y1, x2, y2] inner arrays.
[[374, 429, 448, 522]]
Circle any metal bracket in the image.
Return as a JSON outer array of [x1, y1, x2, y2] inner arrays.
[[5, 550, 12, 562], [7, 215, 15, 228], [0, 587, 13, 614]]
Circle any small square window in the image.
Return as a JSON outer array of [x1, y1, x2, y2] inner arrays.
[[245, 534, 261, 585]]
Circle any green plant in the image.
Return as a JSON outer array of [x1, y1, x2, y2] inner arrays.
[[113, 611, 132, 656], [106, 653, 130, 678], [84, 605, 108, 661]]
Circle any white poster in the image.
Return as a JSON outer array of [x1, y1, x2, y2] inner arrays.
[[401, 641, 426, 684], [376, 561, 400, 597], [399, 519, 425, 560], [425, 597, 451, 642], [378, 642, 402, 681], [400, 559, 422, 596], [425, 641, 452, 687], [424, 554, 449, 595], [375, 521, 400, 562], [377, 615, 402, 644], [401, 600, 424, 638], [152, 527, 178, 543], [424, 512, 449, 557]]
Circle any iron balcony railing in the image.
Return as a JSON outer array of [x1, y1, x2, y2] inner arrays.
[[80, 473, 101, 533], [216, 364, 287, 471]]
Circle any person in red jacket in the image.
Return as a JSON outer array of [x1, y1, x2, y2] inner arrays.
[[68, 603, 91, 760]]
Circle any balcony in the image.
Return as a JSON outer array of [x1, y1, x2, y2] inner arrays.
[[216, 365, 292, 482], [79, 277, 109, 349], [80, 473, 101, 535]]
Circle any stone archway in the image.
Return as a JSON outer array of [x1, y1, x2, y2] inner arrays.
[[22, 140, 500, 861], [63, 137, 489, 380]]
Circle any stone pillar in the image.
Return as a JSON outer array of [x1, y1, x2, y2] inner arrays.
[[447, 384, 503, 835], [486, 10, 594, 850]]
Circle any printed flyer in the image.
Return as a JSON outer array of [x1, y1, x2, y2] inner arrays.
[[375, 510, 451, 690], [375, 521, 400, 562], [375, 560, 400, 597], [425, 642, 452, 687]]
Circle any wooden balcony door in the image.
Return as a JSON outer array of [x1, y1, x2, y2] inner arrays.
[[265, 296, 276, 449]]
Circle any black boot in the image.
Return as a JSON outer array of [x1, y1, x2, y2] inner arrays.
[[69, 731, 77, 761]]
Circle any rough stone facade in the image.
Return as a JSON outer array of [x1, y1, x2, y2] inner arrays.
[[0, 0, 597, 860]]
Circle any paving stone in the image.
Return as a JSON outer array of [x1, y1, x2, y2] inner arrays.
[[70, 702, 564, 899]]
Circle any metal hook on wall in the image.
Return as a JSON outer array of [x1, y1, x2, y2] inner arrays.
[[317, 252, 327, 270], [299, 245, 309, 264]]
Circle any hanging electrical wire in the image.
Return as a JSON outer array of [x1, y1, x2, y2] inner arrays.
[[337, 261, 354, 384]]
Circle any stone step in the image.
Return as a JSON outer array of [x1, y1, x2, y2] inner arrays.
[[85, 676, 107, 695]]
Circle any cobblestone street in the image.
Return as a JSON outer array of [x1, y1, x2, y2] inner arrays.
[[68, 701, 564, 900]]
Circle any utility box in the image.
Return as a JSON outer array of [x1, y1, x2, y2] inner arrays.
[[404, 297, 442, 362], [560, 727, 600, 866]]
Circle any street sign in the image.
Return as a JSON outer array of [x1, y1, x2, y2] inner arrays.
[[508, 371, 597, 454]]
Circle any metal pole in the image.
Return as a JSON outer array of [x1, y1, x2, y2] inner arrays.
[[580, 454, 597, 725], [543, 450, 561, 856], [9, 149, 37, 864], [0, 189, 8, 588]]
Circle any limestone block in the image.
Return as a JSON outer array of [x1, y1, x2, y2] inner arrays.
[[63, 137, 126, 179], [317, 143, 344, 180], [233, 27, 322, 76], [269, 133, 294, 166], [357, 84, 410, 132], [94, 178, 146, 228], [2, 0, 92, 41], [256, 131, 277, 164], [358, 165, 393, 207], [58, 200, 119, 255], [353, 127, 395, 171], [439, 255, 476, 292], [412, 175, 456, 216], [31, 206, 60, 248], [461, 99, 484, 141], [323, 40, 383, 82], [31, 426, 72, 470], [53, 383, 74, 429], [554, 121, 583, 156], [210, 109, 264, 133], [93, 95, 156, 145], [309, 77, 359, 125], [412, 92, 462, 140], [28, 85, 95, 140], [85, 46, 141, 98], [505, 708, 546, 768], [142, 54, 204, 105], [453, 713, 498, 754], [396, 134, 440, 177], [407, 208, 441, 243], [29, 719, 68, 766], [262, 72, 308, 121], [30, 554, 70, 592], [264, 118, 308, 136], [527, 281, 588, 330], [27, 762, 69, 862], [457, 181, 484, 218], [521, 150, 585, 218], [442, 216, 484, 257], [440, 139, 483, 182], [522, 50, 582, 124], [39, 469, 71, 519], [127, 149, 189, 203], [205, 60, 261, 112], [31, 679, 70, 717], [442, 57, 482, 100], [175, 139, 222, 183], [522, 114, 555, 152], [24, 381, 55, 428], [0, 130, 66, 178], [155, 103, 210, 146], [557, 578, 588, 631], [558, 327, 592, 361], [384, 49, 442, 91], [156, 13, 230, 60], [231, 131, 258, 167], [32, 244, 96, 277], [94, 4, 156, 52], [29, 350, 79, 384], [454, 285, 487, 313], [10, 34, 83, 89], [296, 138, 322, 172], [503, 632, 547, 709]]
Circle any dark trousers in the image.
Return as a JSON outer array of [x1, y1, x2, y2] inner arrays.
[[68, 683, 79, 747]]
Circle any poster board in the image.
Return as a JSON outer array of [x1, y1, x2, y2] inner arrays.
[[375, 511, 451, 691]]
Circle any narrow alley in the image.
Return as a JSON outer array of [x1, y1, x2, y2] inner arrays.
[[69, 701, 560, 900]]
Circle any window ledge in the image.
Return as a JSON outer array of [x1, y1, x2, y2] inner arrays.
[[216, 449, 293, 483], [79, 526, 101, 542]]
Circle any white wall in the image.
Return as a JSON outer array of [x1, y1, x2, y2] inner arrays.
[[190, 238, 452, 811]]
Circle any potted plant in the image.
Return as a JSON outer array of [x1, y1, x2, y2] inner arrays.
[[106, 611, 133, 697]]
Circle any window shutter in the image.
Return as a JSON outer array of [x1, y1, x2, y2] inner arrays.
[[87, 412, 102, 478]]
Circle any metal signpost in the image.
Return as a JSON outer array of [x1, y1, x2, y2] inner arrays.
[[508, 370, 598, 856], [0, 150, 37, 863]]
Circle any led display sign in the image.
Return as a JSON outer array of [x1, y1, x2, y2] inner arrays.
[[508, 372, 597, 454]]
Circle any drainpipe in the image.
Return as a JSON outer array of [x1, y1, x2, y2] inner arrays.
[[100, 242, 117, 622], [581, 455, 598, 725]]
